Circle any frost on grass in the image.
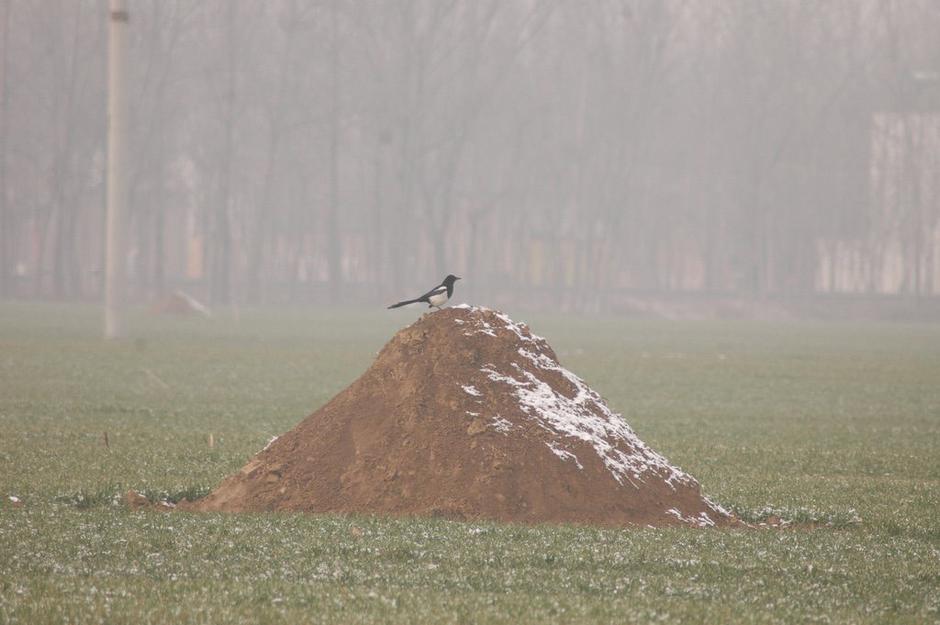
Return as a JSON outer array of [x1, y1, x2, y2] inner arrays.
[[733, 505, 863, 528]]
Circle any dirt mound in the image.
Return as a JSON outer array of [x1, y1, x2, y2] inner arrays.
[[184, 306, 733, 527]]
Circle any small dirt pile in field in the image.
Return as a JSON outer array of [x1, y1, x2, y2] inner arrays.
[[150, 291, 211, 317], [183, 306, 733, 527]]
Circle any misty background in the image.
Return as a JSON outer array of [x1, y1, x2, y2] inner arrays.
[[1, 0, 939, 318]]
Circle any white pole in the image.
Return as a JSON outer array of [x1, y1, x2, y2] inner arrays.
[[105, 0, 128, 339]]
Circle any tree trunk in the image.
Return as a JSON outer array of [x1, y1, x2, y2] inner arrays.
[[105, 0, 129, 337], [327, 2, 342, 303], [248, 9, 295, 304], [371, 136, 386, 286], [150, 97, 166, 298], [153, 188, 165, 295], [0, 0, 10, 298], [211, 0, 236, 307]]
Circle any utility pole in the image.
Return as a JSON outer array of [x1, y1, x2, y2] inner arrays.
[[105, 0, 128, 338], [0, 0, 10, 299]]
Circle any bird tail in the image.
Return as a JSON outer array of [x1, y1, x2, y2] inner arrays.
[[387, 298, 420, 309]]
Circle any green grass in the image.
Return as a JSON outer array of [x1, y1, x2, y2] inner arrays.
[[1, 302, 938, 624]]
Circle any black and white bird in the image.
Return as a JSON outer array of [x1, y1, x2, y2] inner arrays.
[[387, 274, 461, 310]]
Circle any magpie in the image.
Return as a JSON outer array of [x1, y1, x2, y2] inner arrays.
[[387, 274, 461, 310]]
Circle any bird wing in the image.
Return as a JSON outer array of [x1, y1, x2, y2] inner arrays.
[[387, 284, 446, 309], [417, 284, 448, 300]]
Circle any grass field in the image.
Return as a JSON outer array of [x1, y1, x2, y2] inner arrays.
[[1, 303, 938, 624]]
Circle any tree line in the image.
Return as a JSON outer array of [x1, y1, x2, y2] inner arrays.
[[0, 0, 938, 311]]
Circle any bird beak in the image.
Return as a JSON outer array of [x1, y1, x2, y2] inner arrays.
[[456, 277, 462, 280]]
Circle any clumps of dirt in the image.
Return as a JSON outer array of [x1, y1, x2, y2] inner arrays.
[[150, 291, 212, 317], [124, 490, 175, 512], [182, 306, 735, 528]]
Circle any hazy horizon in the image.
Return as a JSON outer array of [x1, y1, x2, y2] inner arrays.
[[1, 0, 939, 320]]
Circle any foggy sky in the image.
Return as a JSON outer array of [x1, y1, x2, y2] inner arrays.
[[0, 0, 938, 316]]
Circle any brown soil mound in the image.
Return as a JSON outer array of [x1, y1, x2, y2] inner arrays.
[[183, 306, 734, 527]]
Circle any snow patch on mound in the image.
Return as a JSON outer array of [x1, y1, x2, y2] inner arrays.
[[458, 306, 698, 491], [667, 508, 717, 528], [461, 384, 482, 397]]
